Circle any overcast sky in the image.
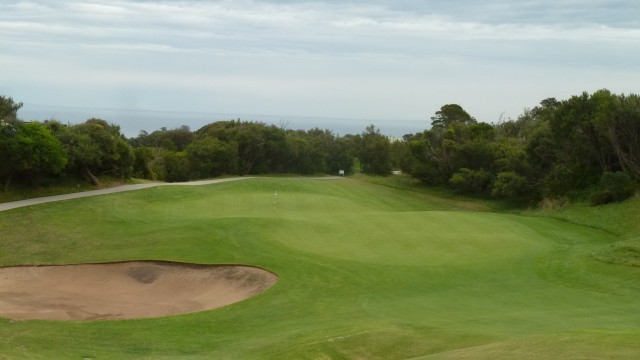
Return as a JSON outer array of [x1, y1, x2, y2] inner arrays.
[[2, 0, 640, 134]]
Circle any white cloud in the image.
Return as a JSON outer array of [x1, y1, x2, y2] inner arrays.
[[2, 0, 640, 131], [3, 0, 639, 53]]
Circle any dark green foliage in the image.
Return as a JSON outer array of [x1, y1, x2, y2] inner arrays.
[[492, 171, 528, 198], [0, 121, 67, 189], [130, 126, 195, 151], [196, 121, 285, 175], [130, 120, 356, 180], [61, 119, 134, 182], [3, 89, 640, 200], [185, 138, 237, 178], [403, 91, 640, 205], [541, 165, 584, 198], [1, 96, 358, 186], [16, 122, 68, 174], [404, 131, 451, 184], [357, 125, 392, 175], [431, 104, 476, 128], [449, 168, 491, 194], [591, 171, 636, 205], [132, 147, 157, 179], [39, 118, 134, 185], [285, 131, 326, 174], [162, 151, 190, 182], [327, 136, 355, 175], [450, 139, 498, 172], [0, 96, 22, 122], [607, 94, 640, 179], [389, 138, 411, 172]]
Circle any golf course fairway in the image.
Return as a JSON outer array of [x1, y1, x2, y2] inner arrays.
[[1, 177, 639, 359]]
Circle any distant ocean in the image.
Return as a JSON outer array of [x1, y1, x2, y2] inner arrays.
[[19, 104, 426, 138]]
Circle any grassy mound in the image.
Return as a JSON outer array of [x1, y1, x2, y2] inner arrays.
[[530, 193, 640, 268], [1, 177, 639, 359]]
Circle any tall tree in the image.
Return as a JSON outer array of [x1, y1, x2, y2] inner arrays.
[[430, 104, 476, 128], [357, 125, 391, 175], [607, 94, 640, 180], [0, 96, 22, 123], [59, 119, 134, 184]]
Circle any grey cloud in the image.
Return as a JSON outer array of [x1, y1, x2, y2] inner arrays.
[[256, 0, 640, 27], [3, 0, 638, 58], [3, 0, 640, 126]]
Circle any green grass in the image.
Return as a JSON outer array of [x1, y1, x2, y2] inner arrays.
[[1, 177, 640, 359], [529, 193, 640, 268]]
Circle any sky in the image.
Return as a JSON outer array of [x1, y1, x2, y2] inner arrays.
[[2, 0, 640, 136]]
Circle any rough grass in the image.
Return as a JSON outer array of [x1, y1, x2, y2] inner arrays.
[[1, 177, 639, 359], [0, 176, 149, 203], [530, 193, 640, 268]]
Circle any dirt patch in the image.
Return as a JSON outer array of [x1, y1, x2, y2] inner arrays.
[[0, 261, 277, 320]]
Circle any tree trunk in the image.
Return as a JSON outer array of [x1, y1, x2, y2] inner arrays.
[[608, 124, 640, 181], [3, 174, 12, 191], [84, 167, 100, 186]]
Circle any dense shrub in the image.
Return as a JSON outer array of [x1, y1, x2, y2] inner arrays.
[[449, 168, 491, 194], [132, 147, 157, 180], [491, 171, 528, 198], [591, 171, 636, 205]]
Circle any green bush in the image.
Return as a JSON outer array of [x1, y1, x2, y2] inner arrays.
[[449, 168, 491, 194], [590, 171, 636, 206], [541, 165, 576, 198], [491, 171, 528, 198]]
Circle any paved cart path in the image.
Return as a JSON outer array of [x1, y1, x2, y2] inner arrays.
[[0, 177, 254, 212]]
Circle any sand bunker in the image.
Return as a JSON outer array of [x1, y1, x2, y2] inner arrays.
[[0, 261, 277, 320]]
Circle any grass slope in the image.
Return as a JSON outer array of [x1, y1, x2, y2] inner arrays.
[[530, 195, 640, 268], [1, 177, 639, 359]]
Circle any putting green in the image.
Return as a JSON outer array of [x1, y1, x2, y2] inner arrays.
[[0, 177, 639, 359]]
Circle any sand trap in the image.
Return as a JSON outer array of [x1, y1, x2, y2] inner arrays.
[[0, 261, 277, 321]]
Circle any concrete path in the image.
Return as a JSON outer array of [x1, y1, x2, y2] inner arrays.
[[0, 177, 254, 212]]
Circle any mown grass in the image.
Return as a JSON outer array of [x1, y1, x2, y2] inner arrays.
[[1, 177, 639, 359]]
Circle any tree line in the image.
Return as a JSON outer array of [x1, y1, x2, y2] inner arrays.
[[1, 89, 638, 205], [401, 89, 639, 205], [0, 95, 393, 188]]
